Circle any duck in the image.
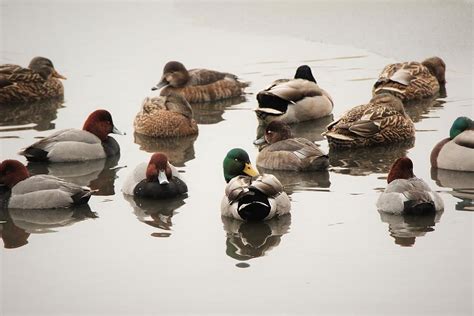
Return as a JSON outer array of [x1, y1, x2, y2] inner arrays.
[[0, 160, 93, 209], [18, 109, 123, 162], [376, 157, 444, 215], [134, 93, 198, 137], [255, 65, 333, 125], [324, 93, 415, 148], [151, 61, 248, 103], [0, 57, 66, 106], [430, 116, 474, 172], [254, 121, 329, 171], [373, 56, 446, 102], [122, 153, 187, 199], [221, 148, 291, 221]]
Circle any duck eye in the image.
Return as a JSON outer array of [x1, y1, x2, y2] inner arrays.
[[234, 158, 239, 162]]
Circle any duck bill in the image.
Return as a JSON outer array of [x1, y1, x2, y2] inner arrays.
[[158, 170, 169, 185], [243, 163, 259, 177], [112, 125, 125, 135], [151, 78, 169, 91], [253, 136, 266, 146], [52, 70, 67, 80]]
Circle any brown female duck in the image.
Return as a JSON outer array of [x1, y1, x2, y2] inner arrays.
[[373, 57, 446, 102], [0, 57, 66, 106], [151, 61, 248, 103]]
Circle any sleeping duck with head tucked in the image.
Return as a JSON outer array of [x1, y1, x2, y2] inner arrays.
[[18, 109, 123, 162], [134, 92, 198, 137], [221, 148, 291, 221], [0, 57, 66, 106], [255, 65, 333, 125], [151, 61, 248, 103], [255, 121, 329, 171], [122, 152, 187, 199], [324, 93, 415, 149], [373, 56, 446, 103]]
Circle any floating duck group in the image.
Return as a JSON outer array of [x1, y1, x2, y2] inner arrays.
[[0, 56, 472, 222]]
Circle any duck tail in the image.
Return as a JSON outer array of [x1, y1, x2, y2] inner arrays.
[[71, 189, 95, 206], [307, 155, 330, 171], [18, 147, 49, 162], [403, 201, 436, 215], [237, 188, 271, 221]]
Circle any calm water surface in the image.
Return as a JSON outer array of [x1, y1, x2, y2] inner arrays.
[[1, 1, 473, 315]]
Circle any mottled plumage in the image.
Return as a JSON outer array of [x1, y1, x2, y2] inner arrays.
[[255, 65, 333, 124], [324, 93, 415, 148], [256, 121, 328, 171], [134, 93, 198, 137], [0, 57, 66, 106], [373, 57, 446, 102], [152, 61, 248, 103]]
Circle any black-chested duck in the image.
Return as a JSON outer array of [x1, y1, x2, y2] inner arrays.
[[0, 57, 66, 106], [151, 61, 248, 103]]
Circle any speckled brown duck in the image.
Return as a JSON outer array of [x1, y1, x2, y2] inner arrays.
[[151, 61, 248, 103], [372, 57, 446, 103], [324, 93, 415, 148], [0, 57, 66, 106], [134, 93, 198, 137]]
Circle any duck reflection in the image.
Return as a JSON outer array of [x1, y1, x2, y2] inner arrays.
[[124, 194, 187, 238], [431, 168, 474, 211], [134, 132, 197, 167], [378, 210, 443, 247], [404, 97, 445, 123], [27, 155, 121, 196], [192, 96, 246, 125], [329, 140, 414, 176], [222, 214, 291, 261], [256, 115, 333, 143], [0, 98, 63, 132], [0, 205, 97, 249], [258, 167, 330, 195]]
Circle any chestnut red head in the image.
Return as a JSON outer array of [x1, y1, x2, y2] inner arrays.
[[0, 160, 30, 188], [387, 157, 414, 184], [82, 109, 123, 141], [146, 153, 172, 184]]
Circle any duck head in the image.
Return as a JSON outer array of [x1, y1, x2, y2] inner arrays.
[[254, 121, 293, 146], [449, 116, 473, 139], [387, 157, 415, 184], [294, 65, 317, 83], [82, 109, 124, 141], [146, 153, 172, 185], [223, 148, 259, 183], [29, 56, 67, 81], [0, 160, 30, 188], [421, 56, 446, 85], [152, 61, 190, 90]]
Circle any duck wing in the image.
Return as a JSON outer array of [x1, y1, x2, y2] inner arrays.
[[188, 68, 237, 86], [0, 64, 44, 88], [266, 138, 326, 159], [453, 130, 474, 148], [9, 175, 92, 208], [259, 79, 323, 103]]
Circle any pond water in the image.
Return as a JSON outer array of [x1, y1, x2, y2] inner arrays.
[[0, 1, 472, 315]]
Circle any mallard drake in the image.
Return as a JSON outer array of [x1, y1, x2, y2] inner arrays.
[[0, 160, 93, 209], [151, 61, 248, 103], [255, 65, 333, 124], [134, 93, 198, 137], [0, 57, 66, 106], [255, 121, 329, 171], [373, 56, 446, 102], [122, 153, 187, 199], [376, 157, 444, 215], [18, 109, 123, 162], [324, 93, 415, 148], [221, 148, 291, 221], [431, 116, 474, 172]]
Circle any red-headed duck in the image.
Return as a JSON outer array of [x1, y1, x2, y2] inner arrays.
[[19, 109, 123, 162], [0, 160, 92, 209], [376, 157, 444, 215], [122, 153, 187, 199]]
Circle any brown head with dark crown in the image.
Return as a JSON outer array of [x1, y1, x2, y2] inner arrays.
[[146, 153, 172, 184], [387, 157, 415, 184], [152, 61, 190, 90], [265, 121, 293, 144], [28, 56, 67, 81], [421, 56, 446, 85], [0, 160, 30, 188], [82, 109, 123, 141]]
